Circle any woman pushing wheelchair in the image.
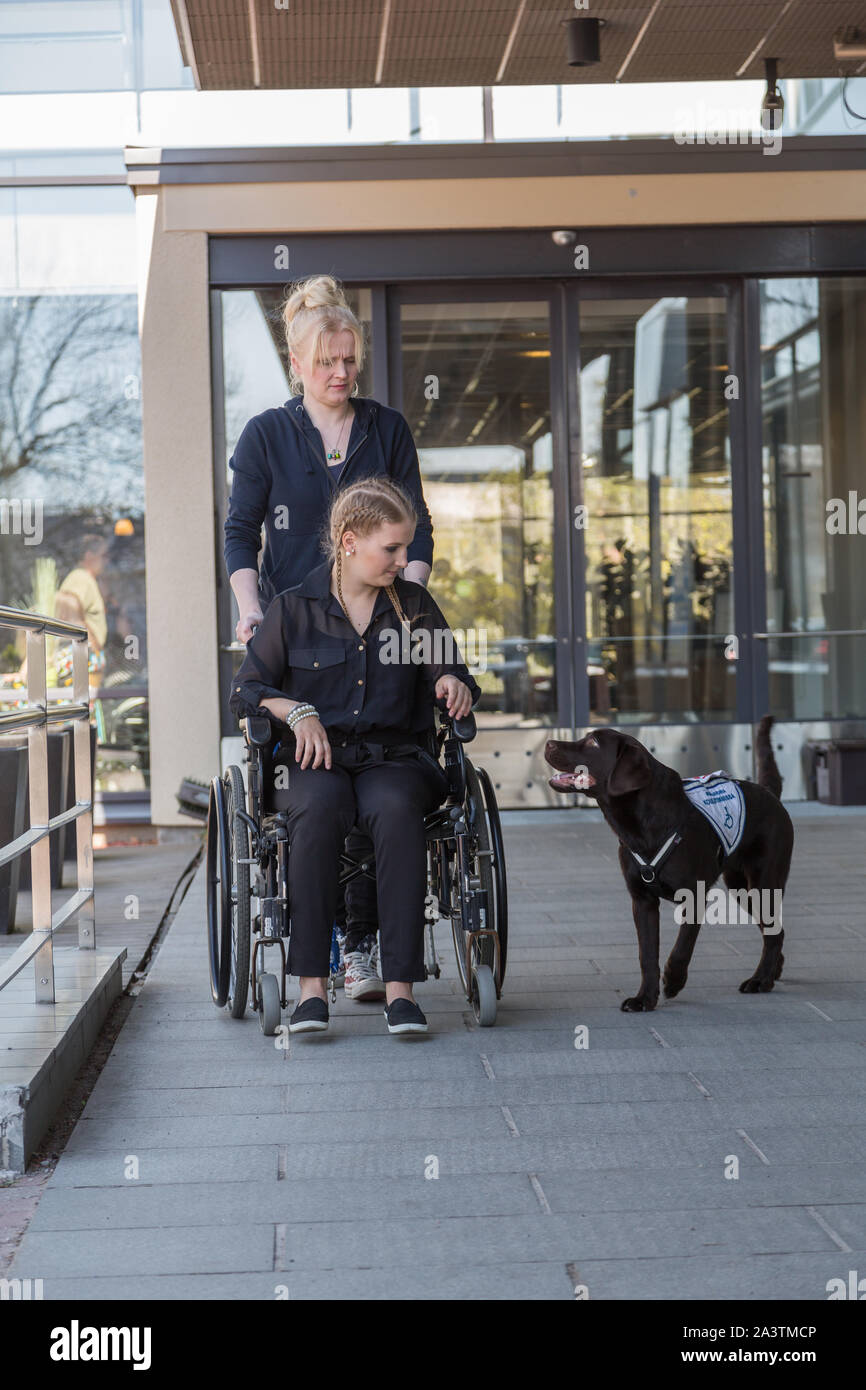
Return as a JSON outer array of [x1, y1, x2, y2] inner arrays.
[[225, 272, 435, 1002], [230, 475, 481, 1036]]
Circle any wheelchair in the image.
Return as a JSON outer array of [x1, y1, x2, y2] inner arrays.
[[206, 701, 508, 1032]]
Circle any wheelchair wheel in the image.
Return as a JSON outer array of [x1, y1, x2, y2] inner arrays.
[[225, 764, 251, 1019], [474, 764, 508, 985], [206, 776, 231, 1008], [257, 972, 281, 1036], [451, 759, 506, 999], [471, 963, 497, 1027]]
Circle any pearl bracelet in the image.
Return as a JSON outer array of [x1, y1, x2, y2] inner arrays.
[[286, 703, 318, 731]]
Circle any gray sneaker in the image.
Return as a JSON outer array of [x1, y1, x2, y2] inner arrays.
[[344, 945, 385, 1000]]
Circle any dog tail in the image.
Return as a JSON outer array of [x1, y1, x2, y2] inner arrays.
[[756, 714, 783, 799]]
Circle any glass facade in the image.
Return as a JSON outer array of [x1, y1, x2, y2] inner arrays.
[[0, 184, 148, 799], [761, 276, 866, 719], [0, 0, 193, 93], [214, 269, 866, 784]]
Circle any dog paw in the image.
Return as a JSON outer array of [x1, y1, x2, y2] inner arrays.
[[621, 994, 658, 1012], [663, 969, 686, 998], [738, 976, 775, 994]]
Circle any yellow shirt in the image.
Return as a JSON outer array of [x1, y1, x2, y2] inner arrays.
[[58, 568, 107, 649]]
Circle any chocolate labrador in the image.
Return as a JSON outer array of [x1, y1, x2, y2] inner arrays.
[[544, 716, 794, 1011]]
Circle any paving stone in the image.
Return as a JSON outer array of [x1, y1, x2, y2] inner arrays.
[[27, 1172, 542, 1231]]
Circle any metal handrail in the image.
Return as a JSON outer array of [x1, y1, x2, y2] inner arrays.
[[0, 605, 95, 1001]]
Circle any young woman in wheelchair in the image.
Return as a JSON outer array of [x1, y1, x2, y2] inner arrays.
[[230, 475, 481, 1036]]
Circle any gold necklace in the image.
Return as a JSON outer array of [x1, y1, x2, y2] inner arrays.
[[334, 556, 373, 632]]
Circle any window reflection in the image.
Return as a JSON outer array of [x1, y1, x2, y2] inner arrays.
[[0, 282, 147, 795], [581, 296, 735, 722], [400, 300, 555, 727], [761, 276, 866, 718]]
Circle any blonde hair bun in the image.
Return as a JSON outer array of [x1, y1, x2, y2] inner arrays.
[[282, 274, 365, 396]]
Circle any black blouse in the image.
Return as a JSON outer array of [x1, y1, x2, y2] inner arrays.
[[229, 558, 482, 741]]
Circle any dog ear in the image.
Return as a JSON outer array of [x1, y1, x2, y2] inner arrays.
[[608, 738, 651, 796]]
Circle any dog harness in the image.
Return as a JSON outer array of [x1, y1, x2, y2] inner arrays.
[[681, 771, 746, 856], [625, 770, 745, 885], [628, 830, 683, 885]]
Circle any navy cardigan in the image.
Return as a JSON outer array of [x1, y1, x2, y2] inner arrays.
[[224, 395, 434, 606]]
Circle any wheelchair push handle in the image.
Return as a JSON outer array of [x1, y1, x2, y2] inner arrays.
[[435, 693, 476, 742]]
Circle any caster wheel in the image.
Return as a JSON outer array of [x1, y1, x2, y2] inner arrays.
[[471, 963, 497, 1027], [257, 972, 281, 1035]]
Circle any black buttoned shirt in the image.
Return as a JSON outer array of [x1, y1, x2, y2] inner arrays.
[[229, 558, 482, 742]]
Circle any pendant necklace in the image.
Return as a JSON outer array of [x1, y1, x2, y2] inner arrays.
[[324, 408, 352, 462]]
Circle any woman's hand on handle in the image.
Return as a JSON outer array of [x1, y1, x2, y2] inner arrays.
[[237, 607, 264, 643], [292, 714, 332, 771], [435, 674, 473, 720]]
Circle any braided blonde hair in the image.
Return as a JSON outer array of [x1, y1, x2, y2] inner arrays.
[[282, 274, 365, 397], [321, 476, 420, 635]]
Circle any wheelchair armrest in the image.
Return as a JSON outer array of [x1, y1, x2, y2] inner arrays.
[[452, 712, 476, 742], [435, 697, 476, 743], [241, 715, 276, 747]]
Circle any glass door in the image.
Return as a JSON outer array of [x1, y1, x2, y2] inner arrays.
[[396, 290, 565, 734], [573, 289, 738, 723]]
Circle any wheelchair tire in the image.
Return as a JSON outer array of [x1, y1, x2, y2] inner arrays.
[[206, 777, 231, 1008], [474, 763, 508, 986], [452, 759, 500, 997], [257, 972, 281, 1036], [225, 764, 251, 1019], [471, 963, 497, 1027]]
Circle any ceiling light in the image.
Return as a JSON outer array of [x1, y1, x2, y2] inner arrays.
[[565, 17, 606, 67]]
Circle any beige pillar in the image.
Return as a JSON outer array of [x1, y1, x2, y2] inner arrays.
[[134, 189, 221, 826]]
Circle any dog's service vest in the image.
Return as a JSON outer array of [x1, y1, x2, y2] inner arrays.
[[681, 771, 746, 856]]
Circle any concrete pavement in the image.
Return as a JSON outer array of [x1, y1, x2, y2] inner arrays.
[[7, 808, 866, 1300]]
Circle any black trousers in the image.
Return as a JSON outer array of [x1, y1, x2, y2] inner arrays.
[[271, 740, 447, 982], [335, 826, 378, 953]]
